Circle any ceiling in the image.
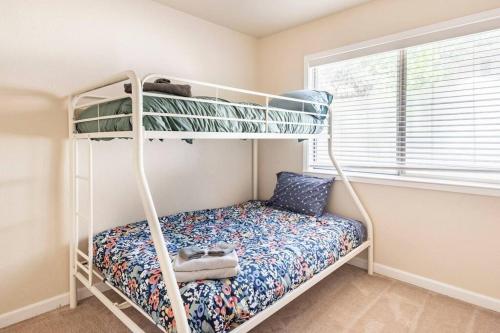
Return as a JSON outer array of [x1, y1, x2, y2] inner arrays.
[[156, 0, 371, 37]]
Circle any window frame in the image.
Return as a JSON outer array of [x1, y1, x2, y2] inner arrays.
[[303, 8, 500, 197]]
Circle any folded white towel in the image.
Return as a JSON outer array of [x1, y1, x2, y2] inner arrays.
[[175, 265, 241, 283], [173, 250, 239, 272]]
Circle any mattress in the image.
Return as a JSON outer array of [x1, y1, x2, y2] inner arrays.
[[76, 96, 325, 135], [93, 201, 366, 333]]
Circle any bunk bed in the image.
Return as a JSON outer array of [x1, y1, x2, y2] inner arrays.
[[68, 71, 374, 333]]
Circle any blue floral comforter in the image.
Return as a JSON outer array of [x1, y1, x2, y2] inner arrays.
[[93, 201, 366, 332]]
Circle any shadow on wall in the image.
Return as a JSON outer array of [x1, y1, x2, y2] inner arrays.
[[0, 87, 69, 313]]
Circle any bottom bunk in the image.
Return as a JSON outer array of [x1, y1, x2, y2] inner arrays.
[[93, 201, 367, 333]]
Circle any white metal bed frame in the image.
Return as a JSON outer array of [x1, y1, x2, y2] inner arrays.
[[68, 70, 374, 333]]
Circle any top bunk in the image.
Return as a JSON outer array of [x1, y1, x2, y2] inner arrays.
[[69, 71, 332, 140]]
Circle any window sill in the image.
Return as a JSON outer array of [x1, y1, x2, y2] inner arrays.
[[304, 168, 500, 198]]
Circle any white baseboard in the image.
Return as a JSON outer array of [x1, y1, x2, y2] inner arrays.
[[0, 283, 110, 329], [348, 257, 500, 313], [2, 261, 498, 329]]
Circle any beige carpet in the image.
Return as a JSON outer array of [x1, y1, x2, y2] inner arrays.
[[2, 265, 499, 333]]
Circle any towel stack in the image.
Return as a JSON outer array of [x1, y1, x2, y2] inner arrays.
[[173, 243, 240, 283]]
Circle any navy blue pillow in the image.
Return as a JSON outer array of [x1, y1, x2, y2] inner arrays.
[[267, 172, 334, 216]]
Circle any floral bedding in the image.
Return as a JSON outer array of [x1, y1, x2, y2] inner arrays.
[[93, 201, 366, 332]]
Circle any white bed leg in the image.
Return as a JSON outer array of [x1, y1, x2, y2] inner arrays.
[[368, 245, 374, 275], [69, 272, 77, 308]]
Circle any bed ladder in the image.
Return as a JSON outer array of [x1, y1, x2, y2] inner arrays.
[[70, 138, 95, 295]]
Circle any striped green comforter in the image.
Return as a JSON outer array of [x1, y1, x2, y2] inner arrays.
[[75, 96, 324, 135]]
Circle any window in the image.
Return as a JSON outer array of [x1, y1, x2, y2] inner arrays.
[[307, 27, 500, 186]]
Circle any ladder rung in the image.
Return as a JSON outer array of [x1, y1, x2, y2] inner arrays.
[[76, 175, 89, 181], [114, 301, 132, 310], [77, 249, 89, 260], [76, 261, 90, 274]]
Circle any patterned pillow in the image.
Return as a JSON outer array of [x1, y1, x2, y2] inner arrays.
[[267, 172, 334, 216]]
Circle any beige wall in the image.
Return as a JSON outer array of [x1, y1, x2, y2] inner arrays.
[[0, 0, 256, 315], [256, 0, 500, 299], [2, 0, 500, 320]]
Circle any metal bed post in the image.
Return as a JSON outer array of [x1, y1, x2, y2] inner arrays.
[[252, 139, 258, 200], [129, 72, 191, 333], [68, 94, 80, 309], [327, 107, 374, 275], [87, 137, 94, 286]]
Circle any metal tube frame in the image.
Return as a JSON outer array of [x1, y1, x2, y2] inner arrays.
[[68, 71, 375, 333]]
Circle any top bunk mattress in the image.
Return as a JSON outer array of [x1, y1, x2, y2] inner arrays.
[[93, 200, 366, 333], [76, 96, 325, 135]]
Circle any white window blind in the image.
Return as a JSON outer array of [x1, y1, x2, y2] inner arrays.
[[308, 28, 500, 184]]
